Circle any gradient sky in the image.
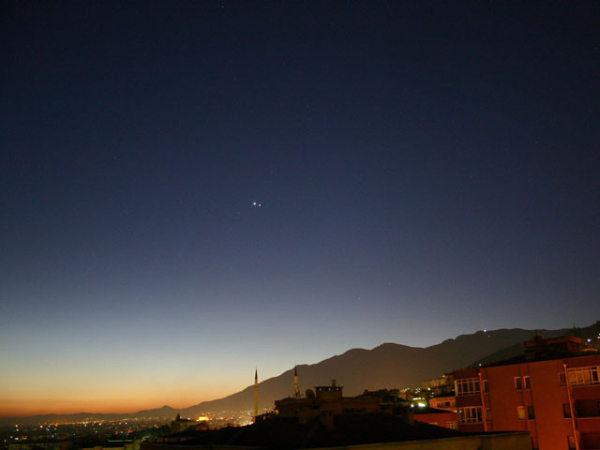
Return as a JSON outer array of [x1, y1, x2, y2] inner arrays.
[[1, 1, 599, 417]]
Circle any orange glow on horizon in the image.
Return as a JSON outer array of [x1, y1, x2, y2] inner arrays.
[[0, 389, 236, 418], [1, 362, 270, 419]]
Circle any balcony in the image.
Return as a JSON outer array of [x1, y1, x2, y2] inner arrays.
[[574, 399, 600, 419], [580, 431, 600, 450]]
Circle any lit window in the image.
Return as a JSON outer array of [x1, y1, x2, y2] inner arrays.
[[459, 407, 482, 423], [515, 377, 523, 390], [567, 366, 600, 386], [518, 406, 527, 420], [447, 421, 458, 430], [455, 378, 481, 396], [524, 376, 531, 389]]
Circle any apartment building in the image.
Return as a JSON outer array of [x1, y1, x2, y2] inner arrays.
[[454, 335, 600, 450]]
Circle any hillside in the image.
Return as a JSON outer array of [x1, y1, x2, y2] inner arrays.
[[179, 326, 577, 416], [6, 321, 599, 425]]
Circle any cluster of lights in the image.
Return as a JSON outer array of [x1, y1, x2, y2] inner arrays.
[[409, 403, 427, 409]]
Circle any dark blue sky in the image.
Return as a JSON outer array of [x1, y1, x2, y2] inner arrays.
[[1, 1, 599, 415]]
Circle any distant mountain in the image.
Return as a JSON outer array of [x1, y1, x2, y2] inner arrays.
[[0, 406, 178, 426], [134, 405, 176, 417], [471, 320, 600, 368], [4, 321, 598, 425], [178, 326, 576, 417]]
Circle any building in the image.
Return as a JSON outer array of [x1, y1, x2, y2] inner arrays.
[[413, 406, 458, 430], [253, 368, 259, 422], [170, 414, 195, 433], [429, 395, 457, 411], [453, 335, 600, 450], [421, 374, 455, 397], [142, 414, 532, 450], [142, 376, 531, 450], [421, 373, 457, 412], [275, 380, 412, 428]]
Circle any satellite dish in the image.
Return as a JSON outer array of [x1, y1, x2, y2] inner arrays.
[[305, 389, 315, 399]]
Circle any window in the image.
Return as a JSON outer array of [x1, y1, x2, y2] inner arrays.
[[527, 406, 535, 420], [559, 373, 566, 386], [518, 406, 527, 420], [486, 408, 492, 421], [515, 377, 523, 390], [459, 407, 482, 423], [567, 366, 600, 386], [531, 437, 539, 450], [483, 380, 489, 392], [568, 436, 576, 450], [456, 378, 480, 396], [524, 376, 531, 389], [447, 421, 458, 430], [563, 404, 571, 418]]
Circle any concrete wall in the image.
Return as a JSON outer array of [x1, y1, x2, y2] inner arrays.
[[314, 432, 532, 450]]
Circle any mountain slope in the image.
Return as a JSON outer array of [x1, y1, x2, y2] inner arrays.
[[179, 326, 574, 416], [6, 321, 599, 424]]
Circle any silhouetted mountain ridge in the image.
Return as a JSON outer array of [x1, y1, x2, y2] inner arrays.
[[4, 322, 599, 425], [178, 326, 581, 416]]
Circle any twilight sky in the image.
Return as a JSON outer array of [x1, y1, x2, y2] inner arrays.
[[1, 1, 599, 417]]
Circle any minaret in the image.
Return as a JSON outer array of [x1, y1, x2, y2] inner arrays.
[[254, 368, 259, 421], [293, 366, 300, 398]]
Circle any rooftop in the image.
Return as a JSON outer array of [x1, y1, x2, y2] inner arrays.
[[147, 414, 469, 449]]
